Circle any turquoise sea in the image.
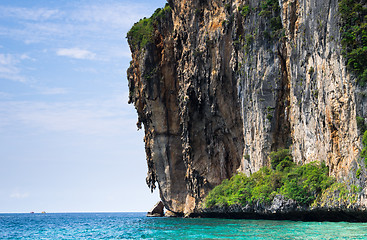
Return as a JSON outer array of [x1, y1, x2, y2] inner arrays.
[[1, 212, 367, 239]]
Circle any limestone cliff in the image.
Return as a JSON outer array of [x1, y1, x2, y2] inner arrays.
[[127, 0, 367, 216]]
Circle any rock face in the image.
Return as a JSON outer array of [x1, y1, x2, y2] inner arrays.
[[147, 201, 165, 217], [200, 194, 367, 222], [127, 0, 367, 216]]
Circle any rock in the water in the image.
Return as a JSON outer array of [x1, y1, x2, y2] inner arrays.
[[147, 201, 164, 217]]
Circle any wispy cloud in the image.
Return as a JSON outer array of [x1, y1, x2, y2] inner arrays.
[[0, 91, 11, 99], [38, 87, 68, 95], [0, 95, 137, 136], [0, 6, 61, 21], [20, 54, 32, 60], [0, 1, 166, 59], [69, 2, 148, 29], [56, 48, 96, 60], [0, 53, 26, 82], [74, 67, 98, 73], [10, 191, 29, 199]]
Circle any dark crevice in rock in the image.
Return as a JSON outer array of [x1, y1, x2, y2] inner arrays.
[[289, 0, 298, 38], [145, 144, 157, 192], [273, 41, 292, 151]]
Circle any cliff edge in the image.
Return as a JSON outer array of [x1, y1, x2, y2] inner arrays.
[[127, 0, 367, 217]]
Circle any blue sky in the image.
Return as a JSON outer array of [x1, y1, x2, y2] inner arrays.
[[0, 0, 167, 213]]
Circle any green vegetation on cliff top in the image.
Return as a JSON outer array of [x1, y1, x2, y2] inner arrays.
[[204, 149, 359, 208], [126, 4, 171, 51], [338, 0, 367, 86]]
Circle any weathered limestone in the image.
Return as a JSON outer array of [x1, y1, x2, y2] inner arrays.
[[147, 201, 165, 217], [127, 0, 366, 216]]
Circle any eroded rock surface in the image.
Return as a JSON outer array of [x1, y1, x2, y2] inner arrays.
[[147, 201, 165, 217], [200, 194, 367, 222], [127, 0, 367, 216]]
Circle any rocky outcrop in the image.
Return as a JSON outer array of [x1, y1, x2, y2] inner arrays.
[[147, 201, 165, 217], [127, 0, 367, 217], [199, 194, 367, 222]]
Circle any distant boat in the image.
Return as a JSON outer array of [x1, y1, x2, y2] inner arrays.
[[41, 211, 46, 214], [30, 212, 34, 214]]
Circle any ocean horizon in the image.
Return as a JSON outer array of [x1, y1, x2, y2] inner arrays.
[[1, 212, 367, 239]]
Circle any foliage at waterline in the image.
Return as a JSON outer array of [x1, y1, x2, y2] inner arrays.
[[204, 149, 358, 208]]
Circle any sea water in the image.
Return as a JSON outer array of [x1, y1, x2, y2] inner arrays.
[[1, 212, 367, 239]]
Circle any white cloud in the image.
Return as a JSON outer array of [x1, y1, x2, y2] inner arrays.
[[20, 54, 33, 61], [74, 67, 98, 73], [0, 92, 11, 98], [38, 87, 68, 95], [0, 95, 138, 136], [0, 54, 26, 82], [0, 6, 60, 21], [0, 1, 167, 59], [70, 3, 147, 28], [56, 48, 96, 60], [10, 191, 29, 199]]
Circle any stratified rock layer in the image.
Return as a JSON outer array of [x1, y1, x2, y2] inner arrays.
[[127, 0, 367, 216]]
